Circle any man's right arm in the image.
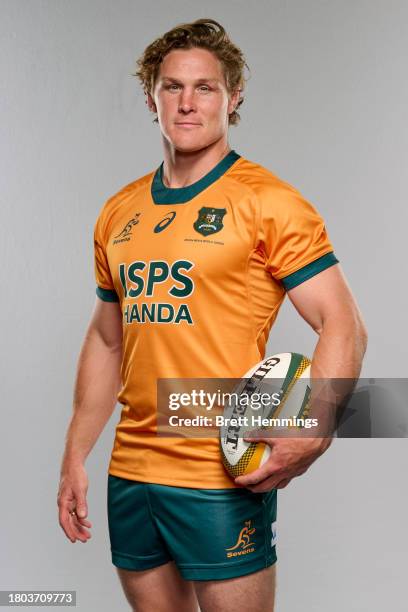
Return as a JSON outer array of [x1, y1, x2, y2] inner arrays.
[[57, 297, 123, 543]]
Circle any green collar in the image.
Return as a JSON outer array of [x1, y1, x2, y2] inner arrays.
[[151, 150, 240, 204]]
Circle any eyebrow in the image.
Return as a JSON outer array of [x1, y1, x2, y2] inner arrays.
[[160, 76, 219, 84]]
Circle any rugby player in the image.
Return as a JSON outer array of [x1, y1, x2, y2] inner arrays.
[[57, 18, 367, 612]]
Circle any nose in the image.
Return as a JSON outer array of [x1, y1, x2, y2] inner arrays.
[[178, 88, 197, 114]]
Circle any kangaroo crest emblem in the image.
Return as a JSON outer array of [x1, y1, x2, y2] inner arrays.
[[193, 207, 226, 236], [226, 520, 256, 552], [114, 213, 141, 239]]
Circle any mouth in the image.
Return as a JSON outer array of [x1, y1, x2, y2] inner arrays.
[[175, 122, 201, 127]]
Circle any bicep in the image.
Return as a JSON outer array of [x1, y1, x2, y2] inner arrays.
[[286, 264, 362, 334], [88, 297, 123, 350]]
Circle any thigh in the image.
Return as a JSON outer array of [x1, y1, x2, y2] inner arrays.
[[117, 561, 199, 612], [194, 564, 276, 612]]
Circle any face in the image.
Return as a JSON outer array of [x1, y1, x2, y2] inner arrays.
[[147, 47, 239, 152]]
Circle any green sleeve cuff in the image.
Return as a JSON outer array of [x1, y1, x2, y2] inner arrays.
[[96, 286, 119, 302], [281, 252, 339, 290]]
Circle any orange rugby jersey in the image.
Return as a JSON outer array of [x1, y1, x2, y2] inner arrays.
[[94, 150, 338, 488]]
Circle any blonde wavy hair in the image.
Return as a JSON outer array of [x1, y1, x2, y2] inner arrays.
[[134, 18, 249, 126]]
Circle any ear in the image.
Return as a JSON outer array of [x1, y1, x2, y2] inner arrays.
[[227, 88, 241, 115], [146, 91, 157, 113]]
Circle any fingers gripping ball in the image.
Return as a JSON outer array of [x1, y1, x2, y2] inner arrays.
[[220, 352, 311, 478]]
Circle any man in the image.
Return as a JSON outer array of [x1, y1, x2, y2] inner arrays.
[[58, 18, 367, 612]]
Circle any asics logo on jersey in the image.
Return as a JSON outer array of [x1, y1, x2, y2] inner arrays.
[[194, 207, 226, 236], [113, 212, 141, 244], [154, 211, 176, 233], [225, 520, 256, 558]]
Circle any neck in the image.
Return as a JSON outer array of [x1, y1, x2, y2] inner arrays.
[[160, 138, 231, 188]]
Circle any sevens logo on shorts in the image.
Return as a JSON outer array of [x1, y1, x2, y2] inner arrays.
[[154, 211, 176, 234], [225, 520, 256, 558]]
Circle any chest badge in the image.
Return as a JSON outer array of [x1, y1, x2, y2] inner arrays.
[[193, 207, 226, 236]]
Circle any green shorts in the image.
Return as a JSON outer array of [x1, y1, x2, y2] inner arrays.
[[107, 474, 277, 581]]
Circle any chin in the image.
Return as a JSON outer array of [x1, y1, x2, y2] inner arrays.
[[168, 138, 208, 153], [173, 143, 206, 153], [166, 132, 219, 154]]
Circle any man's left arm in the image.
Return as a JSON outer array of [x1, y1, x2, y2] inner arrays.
[[234, 263, 368, 492]]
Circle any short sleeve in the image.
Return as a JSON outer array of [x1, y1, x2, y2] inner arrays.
[[93, 214, 119, 303], [258, 181, 339, 290]]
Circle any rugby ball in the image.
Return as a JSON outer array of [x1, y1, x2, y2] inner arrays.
[[220, 352, 311, 478]]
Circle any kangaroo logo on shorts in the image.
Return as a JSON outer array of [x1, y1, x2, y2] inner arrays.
[[193, 207, 226, 236], [225, 520, 256, 558]]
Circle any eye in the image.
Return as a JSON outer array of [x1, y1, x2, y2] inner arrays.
[[198, 85, 211, 92], [166, 84, 180, 91]]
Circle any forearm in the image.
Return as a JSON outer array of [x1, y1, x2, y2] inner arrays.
[[61, 328, 122, 472], [309, 314, 368, 436], [311, 315, 367, 379]]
